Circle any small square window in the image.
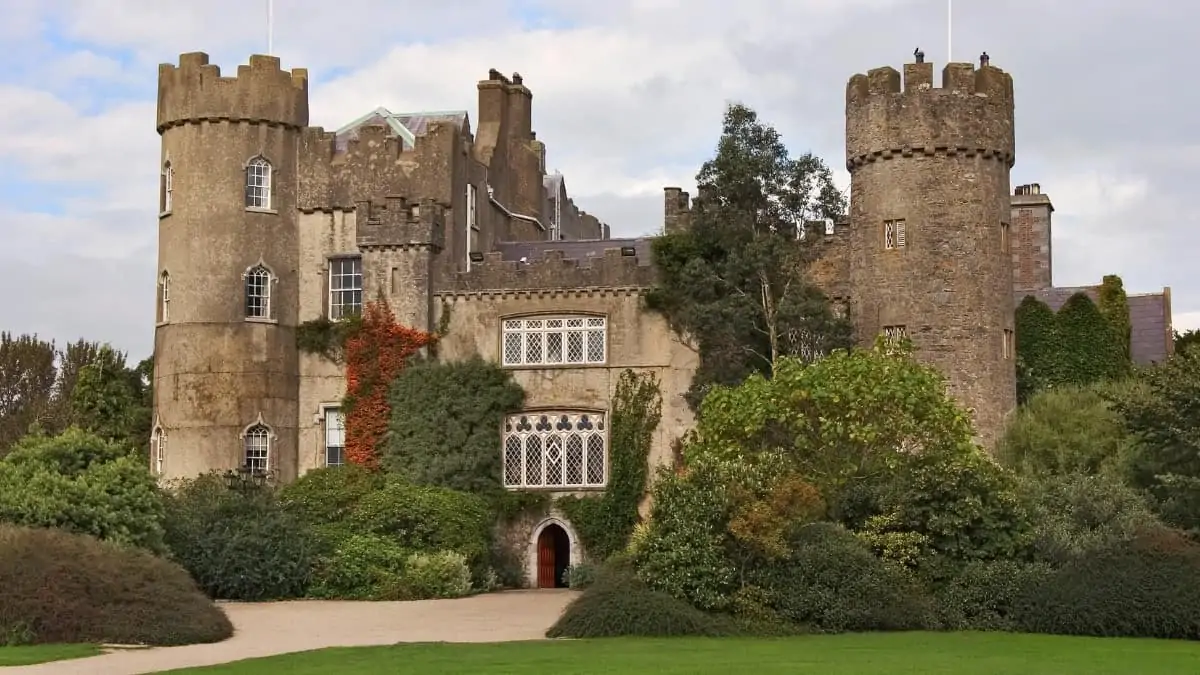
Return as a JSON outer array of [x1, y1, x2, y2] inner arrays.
[[884, 219, 906, 250]]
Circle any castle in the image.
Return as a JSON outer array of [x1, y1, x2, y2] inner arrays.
[[150, 52, 1172, 586]]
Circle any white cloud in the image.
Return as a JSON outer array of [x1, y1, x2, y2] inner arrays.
[[0, 0, 1196, 361]]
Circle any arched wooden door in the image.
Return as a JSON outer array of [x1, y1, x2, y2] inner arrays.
[[536, 524, 569, 588]]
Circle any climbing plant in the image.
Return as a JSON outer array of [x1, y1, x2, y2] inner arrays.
[[1056, 293, 1127, 386], [1015, 296, 1062, 404], [557, 370, 662, 560], [296, 315, 362, 362], [1097, 275, 1132, 365], [343, 297, 435, 469]]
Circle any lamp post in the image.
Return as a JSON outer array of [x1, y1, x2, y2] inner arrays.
[[223, 465, 268, 493]]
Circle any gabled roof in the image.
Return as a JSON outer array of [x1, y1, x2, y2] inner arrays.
[[334, 106, 469, 151]]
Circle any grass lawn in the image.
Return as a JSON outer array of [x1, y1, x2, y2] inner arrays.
[[0, 643, 102, 666], [166, 632, 1200, 674]]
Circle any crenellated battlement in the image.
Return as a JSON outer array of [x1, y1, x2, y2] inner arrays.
[[845, 58, 1015, 172], [355, 197, 445, 250], [157, 53, 309, 133], [443, 248, 656, 293]]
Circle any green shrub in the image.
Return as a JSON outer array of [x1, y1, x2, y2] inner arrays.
[[632, 466, 738, 612], [348, 478, 493, 576], [0, 428, 165, 552], [547, 561, 734, 638], [279, 464, 383, 526], [1021, 473, 1162, 565], [934, 559, 1054, 631], [748, 523, 934, 632], [1012, 530, 1200, 639], [998, 386, 1131, 477], [876, 448, 1032, 566], [564, 562, 599, 590], [308, 534, 409, 600], [394, 551, 474, 600], [162, 473, 315, 600], [0, 524, 232, 646]]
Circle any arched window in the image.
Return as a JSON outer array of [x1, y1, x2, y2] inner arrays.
[[159, 271, 170, 323], [244, 265, 273, 319], [150, 425, 166, 475], [243, 424, 271, 473], [245, 156, 272, 209], [161, 161, 173, 213]]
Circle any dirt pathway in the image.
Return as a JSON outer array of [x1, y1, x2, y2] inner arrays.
[[7, 590, 576, 675]]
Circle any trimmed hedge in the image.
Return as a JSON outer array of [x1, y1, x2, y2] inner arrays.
[[0, 524, 232, 646], [1012, 529, 1200, 639], [547, 560, 735, 638], [748, 523, 934, 632]]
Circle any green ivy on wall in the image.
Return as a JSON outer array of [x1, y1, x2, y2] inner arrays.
[[295, 315, 362, 362], [557, 370, 662, 561], [1015, 296, 1062, 404], [1097, 275, 1132, 364], [1015, 284, 1131, 403]]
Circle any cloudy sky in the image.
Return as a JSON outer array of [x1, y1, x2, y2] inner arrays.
[[1, 0, 1194, 360]]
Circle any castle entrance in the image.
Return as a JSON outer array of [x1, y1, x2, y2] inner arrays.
[[536, 523, 571, 588]]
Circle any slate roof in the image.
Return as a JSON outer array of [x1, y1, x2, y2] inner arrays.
[[333, 107, 469, 152]]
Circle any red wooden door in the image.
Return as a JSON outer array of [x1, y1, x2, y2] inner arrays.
[[537, 530, 555, 588]]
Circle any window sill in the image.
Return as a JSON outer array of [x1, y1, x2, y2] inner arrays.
[[503, 485, 607, 493], [244, 317, 279, 325], [245, 207, 279, 215], [502, 362, 609, 370], [159, 210, 172, 219]]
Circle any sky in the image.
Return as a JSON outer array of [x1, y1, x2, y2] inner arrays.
[[1, 0, 1195, 360]]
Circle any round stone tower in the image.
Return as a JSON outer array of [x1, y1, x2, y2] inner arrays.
[[153, 53, 308, 480], [845, 57, 1016, 448]]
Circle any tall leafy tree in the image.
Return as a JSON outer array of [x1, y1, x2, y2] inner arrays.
[[69, 345, 152, 455], [0, 333, 58, 455], [1176, 329, 1200, 356], [646, 103, 852, 408]]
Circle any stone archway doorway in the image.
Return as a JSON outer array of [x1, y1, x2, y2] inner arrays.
[[536, 523, 571, 588]]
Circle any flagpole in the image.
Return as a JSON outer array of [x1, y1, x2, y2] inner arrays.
[[947, 0, 952, 63], [267, 0, 274, 55]]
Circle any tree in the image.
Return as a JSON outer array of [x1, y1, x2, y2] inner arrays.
[[0, 427, 166, 551], [69, 345, 152, 455], [646, 103, 852, 408], [998, 385, 1131, 478], [687, 339, 976, 500], [1176, 329, 1200, 356], [1108, 350, 1200, 534], [382, 356, 525, 493]]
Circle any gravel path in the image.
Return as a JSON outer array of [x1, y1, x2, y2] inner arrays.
[[7, 590, 577, 675]]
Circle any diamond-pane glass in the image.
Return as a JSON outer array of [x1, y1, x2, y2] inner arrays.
[[502, 411, 606, 489], [500, 316, 606, 366]]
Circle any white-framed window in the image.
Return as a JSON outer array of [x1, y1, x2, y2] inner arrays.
[[245, 156, 272, 209], [244, 265, 273, 319], [328, 257, 363, 319], [466, 183, 478, 270], [1003, 329, 1015, 359], [243, 423, 271, 472], [324, 407, 345, 467], [884, 219, 906, 250], [159, 271, 170, 323], [161, 161, 173, 213], [503, 411, 607, 489], [502, 316, 607, 367], [1000, 221, 1011, 254], [150, 425, 166, 475], [883, 324, 907, 342]]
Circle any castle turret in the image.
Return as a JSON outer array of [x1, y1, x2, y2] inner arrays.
[[845, 57, 1017, 448], [152, 53, 308, 480]]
